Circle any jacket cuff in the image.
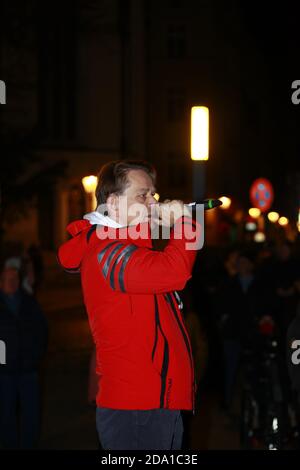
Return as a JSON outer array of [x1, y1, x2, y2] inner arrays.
[[172, 215, 201, 242]]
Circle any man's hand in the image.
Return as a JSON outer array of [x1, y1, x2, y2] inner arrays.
[[154, 199, 192, 227]]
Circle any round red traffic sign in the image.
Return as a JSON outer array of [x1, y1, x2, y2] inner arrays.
[[249, 178, 274, 213]]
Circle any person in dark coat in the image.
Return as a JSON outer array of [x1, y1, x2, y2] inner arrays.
[[0, 266, 48, 449], [216, 251, 267, 411], [272, 242, 299, 341], [287, 278, 300, 397], [286, 277, 300, 445]]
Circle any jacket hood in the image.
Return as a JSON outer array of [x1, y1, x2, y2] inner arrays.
[[83, 210, 124, 228], [58, 215, 152, 272]]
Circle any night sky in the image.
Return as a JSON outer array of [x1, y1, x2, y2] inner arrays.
[[230, 2, 300, 212], [204, 1, 300, 221]]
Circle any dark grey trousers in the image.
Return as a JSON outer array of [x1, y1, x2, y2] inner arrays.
[[96, 407, 184, 450]]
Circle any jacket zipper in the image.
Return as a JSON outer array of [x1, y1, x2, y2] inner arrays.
[[153, 294, 170, 408], [152, 297, 159, 361], [165, 292, 196, 415]]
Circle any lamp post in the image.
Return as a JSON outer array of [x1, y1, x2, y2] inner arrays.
[[82, 175, 98, 212], [191, 106, 209, 201]]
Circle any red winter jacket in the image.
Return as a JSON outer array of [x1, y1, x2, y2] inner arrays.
[[58, 216, 201, 411]]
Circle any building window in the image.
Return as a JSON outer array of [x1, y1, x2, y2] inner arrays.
[[167, 87, 186, 122], [167, 152, 187, 188], [167, 25, 186, 59]]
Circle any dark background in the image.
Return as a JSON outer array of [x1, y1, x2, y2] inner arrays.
[[0, 0, 300, 451], [0, 0, 299, 251]]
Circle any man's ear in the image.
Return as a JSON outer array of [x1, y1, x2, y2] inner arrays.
[[106, 193, 119, 214]]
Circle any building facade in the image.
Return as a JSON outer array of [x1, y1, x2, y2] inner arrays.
[[1, 0, 245, 250]]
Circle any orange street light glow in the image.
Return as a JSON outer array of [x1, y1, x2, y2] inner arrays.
[[249, 208, 261, 219], [82, 175, 98, 194], [267, 212, 280, 223], [278, 216, 289, 226]]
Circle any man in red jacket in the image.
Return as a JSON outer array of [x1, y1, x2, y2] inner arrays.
[[58, 160, 201, 450]]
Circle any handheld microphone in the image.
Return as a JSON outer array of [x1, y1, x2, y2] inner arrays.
[[187, 199, 223, 210]]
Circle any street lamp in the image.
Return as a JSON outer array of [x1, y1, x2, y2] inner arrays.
[[267, 211, 280, 223], [191, 106, 209, 161], [249, 208, 261, 219], [278, 216, 289, 226], [249, 208, 265, 235], [219, 196, 231, 210], [254, 232, 266, 243], [82, 175, 98, 212], [191, 106, 209, 201]]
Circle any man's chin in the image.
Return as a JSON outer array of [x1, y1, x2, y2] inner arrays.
[[149, 215, 161, 227], [128, 216, 150, 226], [141, 214, 152, 223]]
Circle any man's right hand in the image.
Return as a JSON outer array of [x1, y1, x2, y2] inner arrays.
[[155, 199, 192, 227]]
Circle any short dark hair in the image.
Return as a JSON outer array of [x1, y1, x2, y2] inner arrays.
[[95, 160, 157, 206]]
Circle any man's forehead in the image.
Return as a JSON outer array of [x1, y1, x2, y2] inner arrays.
[[127, 170, 155, 190]]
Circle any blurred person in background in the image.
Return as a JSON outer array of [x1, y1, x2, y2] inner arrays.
[[272, 242, 300, 346], [4, 245, 44, 297], [286, 277, 300, 446], [216, 251, 267, 414], [287, 277, 300, 395], [0, 266, 48, 449], [5, 255, 34, 296], [26, 244, 44, 294], [223, 248, 240, 280]]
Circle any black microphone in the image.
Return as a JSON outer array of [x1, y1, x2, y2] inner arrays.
[[187, 199, 223, 210]]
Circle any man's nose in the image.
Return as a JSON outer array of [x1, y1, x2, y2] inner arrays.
[[148, 195, 158, 205]]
